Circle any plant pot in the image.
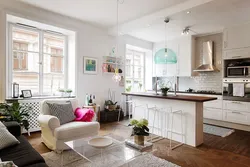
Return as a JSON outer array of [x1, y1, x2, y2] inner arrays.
[[134, 135, 144, 145], [162, 91, 168, 96], [108, 105, 117, 111], [65, 92, 71, 97]]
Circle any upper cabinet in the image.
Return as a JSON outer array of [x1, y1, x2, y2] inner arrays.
[[153, 36, 194, 77], [224, 23, 250, 50]]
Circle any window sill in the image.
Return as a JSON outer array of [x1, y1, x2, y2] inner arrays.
[[5, 95, 76, 101]]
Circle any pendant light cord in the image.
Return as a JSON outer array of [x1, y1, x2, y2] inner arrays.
[[116, 0, 119, 71]]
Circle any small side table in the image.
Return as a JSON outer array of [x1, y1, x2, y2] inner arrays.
[[83, 105, 101, 122]]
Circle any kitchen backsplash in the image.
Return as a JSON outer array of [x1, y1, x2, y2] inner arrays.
[[179, 73, 222, 92], [161, 33, 223, 93]]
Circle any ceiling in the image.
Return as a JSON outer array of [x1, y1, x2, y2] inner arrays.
[[20, 0, 187, 27], [20, 0, 250, 43], [126, 0, 250, 42]]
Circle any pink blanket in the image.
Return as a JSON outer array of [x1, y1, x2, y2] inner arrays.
[[74, 108, 95, 122]]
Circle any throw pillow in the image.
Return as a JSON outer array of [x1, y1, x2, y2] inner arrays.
[[0, 126, 20, 150], [0, 121, 5, 129], [74, 108, 95, 122], [0, 161, 17, 167], [47, 101, 75, 125]]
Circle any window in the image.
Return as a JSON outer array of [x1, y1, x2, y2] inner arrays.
[[9, 24, 67, 96], [125, 49, 145, 92]]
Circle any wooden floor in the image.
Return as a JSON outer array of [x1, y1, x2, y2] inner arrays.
[[25, 122, 250, 167]]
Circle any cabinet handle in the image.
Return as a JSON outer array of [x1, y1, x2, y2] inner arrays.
[[231, 101, 241, 104], [232, 111, 242, 114], [232, 56, 242, 58]]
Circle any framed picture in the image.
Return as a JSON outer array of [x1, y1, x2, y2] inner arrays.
[[83, 57, 98, 74], [21, 90, 32, 98]]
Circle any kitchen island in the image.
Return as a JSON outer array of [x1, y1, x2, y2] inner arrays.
[[122, 92, 217, 147]]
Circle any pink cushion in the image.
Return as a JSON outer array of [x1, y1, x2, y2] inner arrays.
[[74, 108, 95, 122]]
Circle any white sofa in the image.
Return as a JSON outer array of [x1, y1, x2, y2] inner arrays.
[[37, 98, 100, 151]]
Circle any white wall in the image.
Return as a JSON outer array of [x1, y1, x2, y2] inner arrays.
[[0, 0, 153, 107]]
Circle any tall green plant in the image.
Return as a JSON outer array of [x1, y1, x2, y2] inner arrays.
[[0, 102, 30, 131]]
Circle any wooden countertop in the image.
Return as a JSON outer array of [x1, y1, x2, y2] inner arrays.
[[122, 92, 217, 102]]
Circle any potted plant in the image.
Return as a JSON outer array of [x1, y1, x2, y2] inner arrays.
[[58, 88, 65, 96], [161, 87, 169, 96], [129, 118, 149, 145], [125, 85, 132, 92], [65, 89, 73, 97], [104, 100, 117, 111], [0, 102, 30, 132]]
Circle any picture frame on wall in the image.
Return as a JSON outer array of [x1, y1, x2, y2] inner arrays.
[[83, 57, 98, 74]]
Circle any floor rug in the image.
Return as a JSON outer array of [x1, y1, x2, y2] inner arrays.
[[42, 150, 181, 167], [203, 124, 235, 137]]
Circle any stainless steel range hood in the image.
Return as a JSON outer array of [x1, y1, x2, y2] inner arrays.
[[193, 41, 219, 72]]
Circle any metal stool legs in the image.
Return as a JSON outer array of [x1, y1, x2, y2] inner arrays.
[[168, 110, 184, 150]]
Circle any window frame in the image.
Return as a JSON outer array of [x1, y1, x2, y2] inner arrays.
[[125, 48, 145, 92], [7, 23, 68, 96]]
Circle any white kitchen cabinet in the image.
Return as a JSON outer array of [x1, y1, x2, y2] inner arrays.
[[223, 100, 250, 125], [223, 100, 250, 112], [223, 110, 250, 125], [204, 107, 223, 120], [224, 47, 250, 59], [153, 36, 193, 77], [223, 23, 250, 50], [204, 98, 223, 120]]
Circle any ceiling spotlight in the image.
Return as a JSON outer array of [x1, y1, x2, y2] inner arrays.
[[182, 27, 190, 35], [186, 11, 191, 14]]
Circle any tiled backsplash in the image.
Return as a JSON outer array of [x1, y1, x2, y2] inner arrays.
[[162, 33, 223, 93], [179, 73, 222, 92]]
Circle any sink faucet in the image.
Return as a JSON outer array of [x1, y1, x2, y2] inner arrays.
[[155, 77, 159, 95]]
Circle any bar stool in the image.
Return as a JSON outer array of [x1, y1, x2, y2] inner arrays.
[[166, 109, 185, 150]]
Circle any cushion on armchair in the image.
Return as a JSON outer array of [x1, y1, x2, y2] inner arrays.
[[74, 108, 95, 122], [46, 101, 75, 125]]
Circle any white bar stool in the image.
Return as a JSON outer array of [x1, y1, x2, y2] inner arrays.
[[167, 109, 185, 150]]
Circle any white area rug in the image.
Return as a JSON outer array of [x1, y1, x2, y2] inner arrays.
[[203, 124, 235, 137], [42, 150, 181, 167]]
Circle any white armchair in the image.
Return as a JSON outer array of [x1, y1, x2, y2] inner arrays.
[[37, 99, 100, 151]]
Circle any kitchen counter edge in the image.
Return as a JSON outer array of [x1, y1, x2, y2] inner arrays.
[[122, 93, 217, 102]]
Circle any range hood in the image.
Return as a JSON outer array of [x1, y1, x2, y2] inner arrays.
[[193, 41, 219, 72]]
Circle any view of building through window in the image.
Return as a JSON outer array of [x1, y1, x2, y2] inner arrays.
[[125, 49, 145, 92], [11, 26, 66, 96]]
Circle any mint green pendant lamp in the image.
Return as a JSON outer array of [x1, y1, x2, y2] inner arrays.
[[154, 48, 177, 64], [154, 18, 177, 64]]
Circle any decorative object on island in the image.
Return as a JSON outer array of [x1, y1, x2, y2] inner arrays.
[[21, 90, 32, 98], [129, 119, 149, 145], [161, 87, 170, 96], [0, 102, 30, 131], [104, 100, 117, 111], [83, 57, 98, 74], [12, 82, 19, 98]]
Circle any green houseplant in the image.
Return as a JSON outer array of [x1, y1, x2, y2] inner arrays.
[[129, 118, 149, 145], [65, 89, 73, 97], [161, 87, 169, 96], [0, 102, 30, 131], [104, 100, 118, 111], [58, 88, 65, 96]]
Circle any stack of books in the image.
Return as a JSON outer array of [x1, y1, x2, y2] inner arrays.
[[125, 139, 153, 152]]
